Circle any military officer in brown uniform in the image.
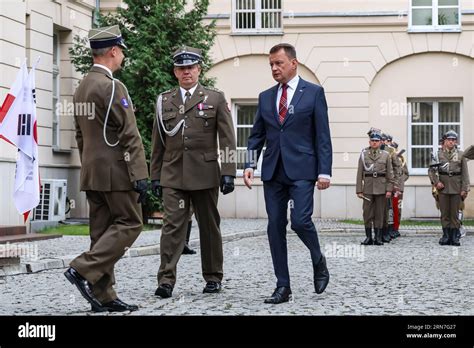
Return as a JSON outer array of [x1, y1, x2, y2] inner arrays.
[[390, 141, 409, 238], [64, 26, 148, 312], [380, 133, 401, 242], [150, 46, 237, 297], [464, 145, 474, 160], [428, 130, 470, 246], [356, 131, 395, 245]]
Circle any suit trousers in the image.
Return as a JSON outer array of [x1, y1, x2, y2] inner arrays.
[[438, 193, 462, 228], [158, 187, 223, 286], [263, 158, 322, 288], [70, 190, 143, 303]]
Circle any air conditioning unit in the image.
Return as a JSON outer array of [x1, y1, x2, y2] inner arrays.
[[33, 179, 67, 221]]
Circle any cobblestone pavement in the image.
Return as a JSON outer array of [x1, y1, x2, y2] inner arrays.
[[1, 231, 472, 315], [16, 218, 473, 260]]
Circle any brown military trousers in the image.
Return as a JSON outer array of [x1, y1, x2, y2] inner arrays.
[[70, 190, 142, 303], [363, 194, 387, 229], [438, 193, 462, 228], [158, 187, 223, 286]]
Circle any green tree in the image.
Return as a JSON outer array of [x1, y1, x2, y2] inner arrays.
[[69, 0, 216, 218]]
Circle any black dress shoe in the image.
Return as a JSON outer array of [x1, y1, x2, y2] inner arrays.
[[182, 243, 197, 255], [92, 298, 139, 312], [155, 284, 173, 298], [264, 287, 292, 304], [313, 255, 330, 294], [203, 281, 221, 293], [64, 267, 102, 308]]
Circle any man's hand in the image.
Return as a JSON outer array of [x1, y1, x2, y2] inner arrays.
[[357, 192, 364, 199], [317, 178, 330, 190], [151, 180, 162, 198], [220, 175, 235, 195], [386, 191, 392, 198], [133, 179, 148, 204], [461, 191, 468, 200], [243, 168, 254, 189], [436, 182, 445, 190], [398, 191, 404, 200]]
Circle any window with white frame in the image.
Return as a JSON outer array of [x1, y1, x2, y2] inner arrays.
[[409, 0, 461, 31], [234, 103, 265, 175], [52, 32, 60, 149], [232, 0, 282, 34], [408, 100, 462, 173]]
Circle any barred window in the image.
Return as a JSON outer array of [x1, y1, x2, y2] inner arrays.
[[232, 0, 282, 34], [408, 100, 462, 173], [409, 0, 460, 31], [234, 103, 265, 175]]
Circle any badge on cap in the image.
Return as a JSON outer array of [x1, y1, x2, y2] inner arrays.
[[121, 97, 129, 108]]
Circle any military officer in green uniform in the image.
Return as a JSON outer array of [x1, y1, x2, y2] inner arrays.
[[65, 25, 148, 312], [150, 46, 237, 298], [356, 131, 395, 245], [428, 130, 470, 246]]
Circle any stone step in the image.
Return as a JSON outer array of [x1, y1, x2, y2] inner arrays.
[[0, 233, 62, 244], [0, 257, 20, 266], [0, 225, 27, 236]]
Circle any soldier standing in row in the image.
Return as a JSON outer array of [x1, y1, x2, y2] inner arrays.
[[390, 141, 409, 238], [150, 46, 237, 298], [428, 130, 470, 246], [357, 131, 395, 245], [380, 134, 401, 242]]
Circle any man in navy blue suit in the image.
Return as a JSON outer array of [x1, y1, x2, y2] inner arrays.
[[244, 43, 333, 304]]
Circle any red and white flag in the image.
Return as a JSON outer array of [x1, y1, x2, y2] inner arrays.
[[0, 60, 27, 144], [0, 59, 40, 222]]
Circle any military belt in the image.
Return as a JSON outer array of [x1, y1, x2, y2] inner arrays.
[[439, 172, 461, 177], [364, 172, 385, 178]]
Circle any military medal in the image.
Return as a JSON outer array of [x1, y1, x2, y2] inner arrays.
[[197, 103, 205, 116]]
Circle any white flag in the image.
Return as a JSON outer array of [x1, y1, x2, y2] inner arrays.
[[0, 59, 40, 221], [0, 60, 27, 144]]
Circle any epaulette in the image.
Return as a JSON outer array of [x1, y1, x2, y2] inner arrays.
[[161, 87, 176, 95], [203, 85, 223, 94]]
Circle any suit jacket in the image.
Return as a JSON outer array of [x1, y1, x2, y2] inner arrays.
[[428, 148, 470, 194], [356, 148, 394, 195], [74, 66, 148, 192], [150, 84, 236, 190], [246, 77, 332, 181]]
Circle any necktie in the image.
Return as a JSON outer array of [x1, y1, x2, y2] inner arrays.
[[184, 91, 191, 106], [278, 83, 288, 124]]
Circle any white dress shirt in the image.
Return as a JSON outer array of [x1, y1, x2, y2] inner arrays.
[[276, 75, 299, 111], [180, 84, 198, 103]]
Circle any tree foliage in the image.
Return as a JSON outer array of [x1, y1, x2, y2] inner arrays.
[[69, 0, 216, 215]]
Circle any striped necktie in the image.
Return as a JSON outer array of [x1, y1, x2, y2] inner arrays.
[[278, 83, 288, 124]]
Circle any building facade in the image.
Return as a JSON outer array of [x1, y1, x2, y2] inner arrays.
[[0, 0, 473, 226], [204, 0, 474, 219]]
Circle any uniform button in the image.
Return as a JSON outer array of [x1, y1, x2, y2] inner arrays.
[[185, 125, 189, 128], [184, 147, 188, 151], [184, 115, 188, 119], [280, 129, 283, 132], [184, 137, 189, 140]]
